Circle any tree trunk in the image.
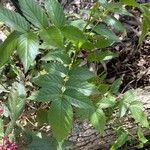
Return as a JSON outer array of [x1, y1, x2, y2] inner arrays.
[[68, 87, 150, 150]]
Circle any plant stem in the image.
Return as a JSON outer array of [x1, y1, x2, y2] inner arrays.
[[70, 49, 79, 68], [57, 141, 63, 150]]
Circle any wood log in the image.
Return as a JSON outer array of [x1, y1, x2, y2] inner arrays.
[[68, 87, 150, 150]]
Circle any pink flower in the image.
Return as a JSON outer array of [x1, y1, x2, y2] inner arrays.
[[0, 101, 4, 114], [0, 107, 4, 114], [0, 136, 18, 150]]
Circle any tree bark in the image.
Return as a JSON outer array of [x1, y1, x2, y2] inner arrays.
[[68, 87, 150, 150]]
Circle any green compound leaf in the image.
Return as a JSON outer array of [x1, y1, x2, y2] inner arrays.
[[31, 62, 96, 141], [42, 50, 71, 64], [110, 78, 122, 94], [0, 5, 29, 32], [90, 108, 106, 133], [130, 103, 149, 128], [36, 109, 48, 125], [68, 66, 95, 81], [64, 89, 94, 109], [17, 32, 39, 73], [45, 0, 66, 28], [137, 127, 148, 144], [19, 0, 48, 28], [94, 24, 120, 42], [61, 25, 86, 47], [95, 38, 114, 49], [33, 74, 64, 88], [119, 90, 136, 117], [87, 51, 118, 62], [44, 63, 69, 77], [48, 100, 73, 142], [98, 0, 109, 8], [102, 15, 126, 33], [139, 15, 150, 45], [109, 3, 133, 16], [119, 101, 128, 117], [40, 26, 64, 49], [110, 129, 128, 150], [30, 86, 62, 102], [70, 19, 89, 30], [123, 89, 136, 103], [120, 0, 140, 7], [97, 94, 116, 109], [66, 80, 98, 96], [31, 62, 95, 104], [0, 32, 20, 67], [139, 6, 150, 45], [8, 82, 26, 121]]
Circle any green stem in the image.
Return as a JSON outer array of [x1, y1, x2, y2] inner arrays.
[[70, 6, 95, 69], [70, 49, 79, 68], [57, 141, 63, 150]]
